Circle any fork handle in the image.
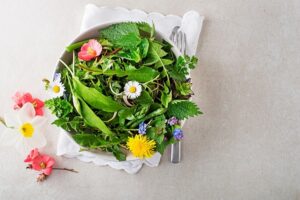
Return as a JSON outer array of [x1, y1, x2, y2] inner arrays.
[[170, 141, 181, 163]]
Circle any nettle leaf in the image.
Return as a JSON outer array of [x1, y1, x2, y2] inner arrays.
[[45, 98, 73, 118], [100, 22, 141, 49], [114, 32, 142, 49], [166, 100, 202, 120], [126, 66, 159, 82]]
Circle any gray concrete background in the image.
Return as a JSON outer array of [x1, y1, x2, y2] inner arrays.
[[0, 0, 299, 199]]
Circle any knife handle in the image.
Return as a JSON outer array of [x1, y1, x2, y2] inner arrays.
[[170, 141, 181, 163]]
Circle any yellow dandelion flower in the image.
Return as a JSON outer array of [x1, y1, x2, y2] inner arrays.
[[127, 135, 156, 159]]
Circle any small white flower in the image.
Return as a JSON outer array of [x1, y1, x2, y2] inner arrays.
[[124, 81, 142, 99], [47, 73, 65, 98], [0, 103, 46, 155]]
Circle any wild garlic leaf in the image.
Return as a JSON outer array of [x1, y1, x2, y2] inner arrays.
[[73, 77, 126, 112], [126, 66, 159, 82], [166, 100, 202, 120], [72, 95, 114, 138]]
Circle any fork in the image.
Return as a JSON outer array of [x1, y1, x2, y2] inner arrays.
[[169, 26, 187, 163]]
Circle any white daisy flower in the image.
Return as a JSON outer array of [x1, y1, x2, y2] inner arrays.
[[124, 81, 142, 99], [47, 73, 65, 98], [0, 103, 46, 155]]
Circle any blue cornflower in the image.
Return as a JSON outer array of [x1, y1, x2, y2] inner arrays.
[[173, 128, 183, 140], [138, 122, 147, 134]]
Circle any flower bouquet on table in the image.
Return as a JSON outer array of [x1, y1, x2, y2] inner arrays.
[[44, 22, 202, 161]]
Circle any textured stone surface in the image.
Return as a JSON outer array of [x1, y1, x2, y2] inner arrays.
[[0, 0, 299, 199]]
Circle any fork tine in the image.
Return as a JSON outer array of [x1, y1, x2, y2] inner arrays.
[[170, 26, 180, 43], [176, 31, 182, 52], [182, 32, 187, 55]]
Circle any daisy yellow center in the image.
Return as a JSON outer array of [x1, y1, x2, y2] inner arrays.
[[129, 86, 137, 93], [40, 162, 46, 169], [87, 47, 96, 56], [52, 85, 60, 93], [19, 123, 34, 138], [127, 135, 156, 159]]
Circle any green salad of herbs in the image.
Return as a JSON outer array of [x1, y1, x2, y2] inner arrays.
[[44, 22, 202, 161]]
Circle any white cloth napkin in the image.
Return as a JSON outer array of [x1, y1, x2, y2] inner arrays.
[[57, 4, 204, 174]]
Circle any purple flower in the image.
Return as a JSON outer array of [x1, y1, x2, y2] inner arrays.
[[167, 117, 179, 126], [173, 128, 183, 140], [138, 122, 147, 134]]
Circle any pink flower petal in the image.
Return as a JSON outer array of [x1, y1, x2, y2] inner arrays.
[[88, 39, 102, 56], [43, 167, 53, 176], [78, 51, 94, 61]]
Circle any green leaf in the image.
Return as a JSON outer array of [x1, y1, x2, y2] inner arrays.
[[111, 146, 126, 161], [72, 95, 114, 138], [155, 59, 173, 68], [100, 22, 140, 49], [136, 22, 153, 37], [72, 134, 113, 148], [160, 91, 172, 108], [144, 41, 167, 66], [136, 91, 153, 105], [114, 32, 142, 49], [72, 77, 125, 112], [52, 116, 83, 132], [156, 138, 175, 154], [65, 39, 89, 52], [166, 100, 202, 120], [126, 66, 159, 82], [118, 48, 141, 63], [175, 81, 193, 96], [139, 38, 149, 58], [45, 98, 73, 118], [167, 55, 198, 81]]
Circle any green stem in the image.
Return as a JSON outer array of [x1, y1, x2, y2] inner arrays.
[[65, 40, 89, 52], [59, 59, 74, 76]]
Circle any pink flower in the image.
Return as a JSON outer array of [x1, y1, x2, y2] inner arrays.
[[24, 149, 77, 182], [78, 39, 102, 61], [24, 148, 40, 163], [31, 155, 55, 176], [13, 92, 44, 116]]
